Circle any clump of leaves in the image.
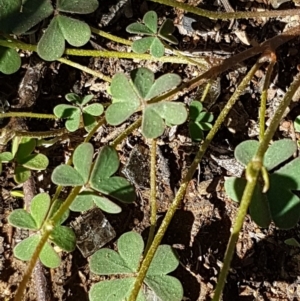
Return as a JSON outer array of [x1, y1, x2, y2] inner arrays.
[[0, 0, 98, 65], [8, 193, 76, 268], [37, 0, 99, 61], [188, 100, 214, 141], [225, 139, 300, 229], [126, 11, 178, 58], [54, 93, 104, 132], [106, 67, 187, 139], [0, 137, 48, 183], [89, 231, 183, 301], [51, 143, 135, 214]]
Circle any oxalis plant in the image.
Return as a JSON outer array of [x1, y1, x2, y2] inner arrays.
[[52, 143, 136, 213], [126, 11, 178, 58], [54, 93, 104, 132], [8, 194, 75, 268], [225, 139, 300, 229], [106, 67, 187, 139], [0, 137, 48, 183], [89, 232, 183, 301]]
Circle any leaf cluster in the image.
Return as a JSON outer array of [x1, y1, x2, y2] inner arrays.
[[106, 67, 187, 138], [54, 93, 103, 132], [8, 193, 76, 268], [225, 139, 300, 229], [0, 137, 48, 183], [126, 11, 178, 58], [52, 143, 135, 214], [0, 0, 98, 70], [188, 101, 214, 141], [89, 232, 183, 301]]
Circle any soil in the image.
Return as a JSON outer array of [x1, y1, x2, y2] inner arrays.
[[1, 1, 300, 301]]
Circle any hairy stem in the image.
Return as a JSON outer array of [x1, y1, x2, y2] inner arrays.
[[145, 139, 157, 255], [0, 112, 56, 119], [149, 0, 300, 19], [259, 53, 276, 141]]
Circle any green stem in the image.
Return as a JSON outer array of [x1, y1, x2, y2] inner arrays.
[[14, 186, 82, 301], [90, 26, 132, 46], [58, 58, 112, 82], [259, 54, 276, 141], [0, 112, 56, 119], [128, 55, 263, 301], [212, 69, 300, 301], [110, 118, 142, 148], [145, 139, 157, 255], [15, 128, 67, 139], [148, 0, 300, 19], [84, 117, 106, 143]]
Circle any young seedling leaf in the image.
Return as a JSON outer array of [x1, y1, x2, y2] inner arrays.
[[90, 146, 120, 181], [79, 94, 94, 106], [143, 11, 158, 33], [83, 103, 104, 116], [93, 195, 122, 214], [51, 165, 85, 186], [97, 176, 136, 203], [73, 142, 94, 184], [267, 157, 300, 229], [13, 234, 40, 261], [126, 23, 154, 35], [158, 19, 178, 45], [294, 116, 300, 132], [30, 193, 51, 229], [118, 232, 144, 271], [57, 15, 91, 47], [149, 37, 165, 58], [57, 0, 99, 14], [284, 238, 300, 247], [14, 166, 31, 184], [83, 112, 97, 132], [189, 122, 204, 141], [65, 93, 81, 103], [0, 47, 21, 74], [145, 74, 181, 100], [69, 190, 95, 212], [21, 154, 49, 170], [39, 241, 61, 268], [89, 278, 146, 301], [8, 209, 37, 230], [130, 68, 154, 98], [189, 101, 203, 120], [15, 138, 36, 162], [147, 245, 179, 275], [50, 226, 76, 252], [144, 275, 183, 301], [234, 140, 259, 166], [263, 139, 296, 170], [142, 106, 165, 139], [90, 249, 133, 275], [131, 37, 156, 54], [37, 17, 65, 61], [0, 152, 13, 162], [54, 104, 81, 132]]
